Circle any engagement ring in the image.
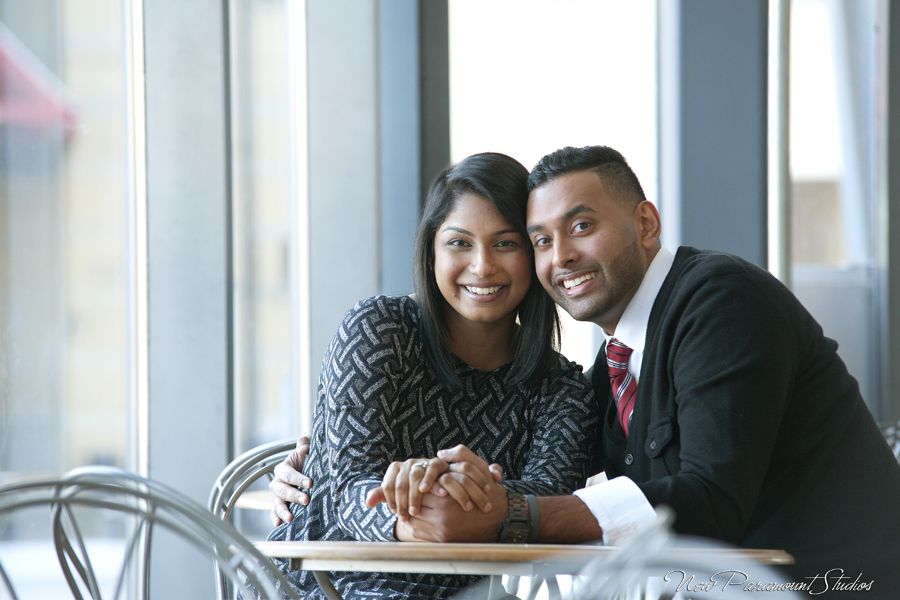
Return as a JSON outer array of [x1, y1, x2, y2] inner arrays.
[[412, 460, 429, 470]]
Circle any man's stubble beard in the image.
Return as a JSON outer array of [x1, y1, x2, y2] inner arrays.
[[553, 240, 645, 327]]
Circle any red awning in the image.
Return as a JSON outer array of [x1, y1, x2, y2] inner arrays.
[[0, 21, 78, 138]]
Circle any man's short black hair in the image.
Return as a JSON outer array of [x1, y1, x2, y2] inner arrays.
[[528, 145, 647, 206]]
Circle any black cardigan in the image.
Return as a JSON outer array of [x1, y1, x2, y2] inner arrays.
[[590, 247, 900, 594]]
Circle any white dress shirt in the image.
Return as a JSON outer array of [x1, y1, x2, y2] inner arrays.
[[573, 246, 675, 544]]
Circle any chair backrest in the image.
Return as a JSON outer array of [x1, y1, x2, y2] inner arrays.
[[0, 466, 300, 600], [208, 439, 297, 600], [208, 438, 297, 523], [454, 508, 802, 600], [567, 527, 803, 600]]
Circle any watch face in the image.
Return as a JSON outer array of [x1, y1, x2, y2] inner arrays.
[[501, 524, 529, 543]]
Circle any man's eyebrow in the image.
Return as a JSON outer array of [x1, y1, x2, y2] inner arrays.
[[562, 203, 597, 221], [527, 204, 596, 234]]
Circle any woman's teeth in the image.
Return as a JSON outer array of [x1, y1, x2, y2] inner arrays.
[[465, 285, 501, 295]]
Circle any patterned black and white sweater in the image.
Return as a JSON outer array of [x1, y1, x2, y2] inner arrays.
[[268, 295, 599, 599]]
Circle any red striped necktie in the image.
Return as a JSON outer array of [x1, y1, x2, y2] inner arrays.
[[606, 338, 637, 437]]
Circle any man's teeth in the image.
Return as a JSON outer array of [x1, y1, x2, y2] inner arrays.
[[465, 285, 501, 295], [563, 272, 596, 289]]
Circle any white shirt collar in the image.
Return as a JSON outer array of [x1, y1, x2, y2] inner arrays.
[[603, 246, 675, 354]]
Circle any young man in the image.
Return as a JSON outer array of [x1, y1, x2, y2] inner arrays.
[[271, 146, 900, 594]]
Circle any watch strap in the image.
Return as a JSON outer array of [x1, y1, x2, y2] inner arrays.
[[498, 492, 531, 543], [525, 494, 540, 542]]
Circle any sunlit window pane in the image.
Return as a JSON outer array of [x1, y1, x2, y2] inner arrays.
[[0, 2, 129, 478], [788, 0, 882, 409], [0, 1, 131, 594], [230, 0, 304, 455]]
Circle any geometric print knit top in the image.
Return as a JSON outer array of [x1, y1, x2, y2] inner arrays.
[[267, 295, 600, 600]]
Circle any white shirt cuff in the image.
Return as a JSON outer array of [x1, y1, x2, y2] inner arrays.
[[573, 476, 657, 545]]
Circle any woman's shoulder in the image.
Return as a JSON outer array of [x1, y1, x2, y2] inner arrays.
[[349, 294, 417, 317], [338, 295, 419, 344]]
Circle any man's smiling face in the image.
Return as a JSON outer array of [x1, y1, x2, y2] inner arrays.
[[526, 169, 658, 334]]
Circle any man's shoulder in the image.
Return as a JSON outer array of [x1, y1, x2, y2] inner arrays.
[[649, 247, 797, 339], [673, 246, 765, 278], [666, 247, 782, 298]]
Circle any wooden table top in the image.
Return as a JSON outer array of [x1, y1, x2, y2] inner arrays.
[[255, 540, 794, 566]]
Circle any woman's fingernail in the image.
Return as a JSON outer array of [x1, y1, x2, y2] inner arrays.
[[409, 507, 417, 515], [484, 503, 492, 512], [465, 501, 473, 511]]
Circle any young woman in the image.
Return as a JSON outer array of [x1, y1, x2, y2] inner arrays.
[[266, 152, 599, 599]]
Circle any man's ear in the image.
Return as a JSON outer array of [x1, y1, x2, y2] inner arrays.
[[635, 200, 661, 249]]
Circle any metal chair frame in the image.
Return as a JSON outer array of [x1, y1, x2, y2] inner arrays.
[[208, 439, 297, 523], [0, 466, 300, 600], [882, 420, 900, 461], [208, 439, 298, 599], [567, 510, 801, 600]]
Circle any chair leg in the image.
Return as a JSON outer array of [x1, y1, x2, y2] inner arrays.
[[525, 576, 544, 600], [546, 576, 561, 600], [486, 575, 514, 599], [312, 571, 343, 600]]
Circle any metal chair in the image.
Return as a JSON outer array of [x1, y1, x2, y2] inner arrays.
[[881, 419, 900, 462], [566, 509, 800, 600], [0, 466, 300, 600], [208, 438, 298, 599], [208, 439, 297, 524], [454, 508, 800, 600]]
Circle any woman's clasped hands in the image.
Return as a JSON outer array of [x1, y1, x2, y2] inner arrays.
[[365, 445, 504, 536]]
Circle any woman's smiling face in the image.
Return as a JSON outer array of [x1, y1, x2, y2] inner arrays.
[[433, 193, 531, 326]]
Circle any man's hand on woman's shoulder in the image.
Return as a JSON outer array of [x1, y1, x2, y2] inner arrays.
[[269, 436, 313, 526]]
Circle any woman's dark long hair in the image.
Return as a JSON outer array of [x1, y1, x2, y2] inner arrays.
[[413, 152, 561, 389]]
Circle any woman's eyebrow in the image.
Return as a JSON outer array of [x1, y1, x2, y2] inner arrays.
[[491, 228, 519, 237], [441, 226, 473, 235], [441, 226, 520, 237]]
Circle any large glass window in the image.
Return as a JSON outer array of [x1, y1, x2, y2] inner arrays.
[[229, 0, 308, 455], [787, 0, 884, 412], [0, 0, 132, 593], [0, 1, 131, 474], [228, 0, 308, 540], [449, 0, 657, 368]]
